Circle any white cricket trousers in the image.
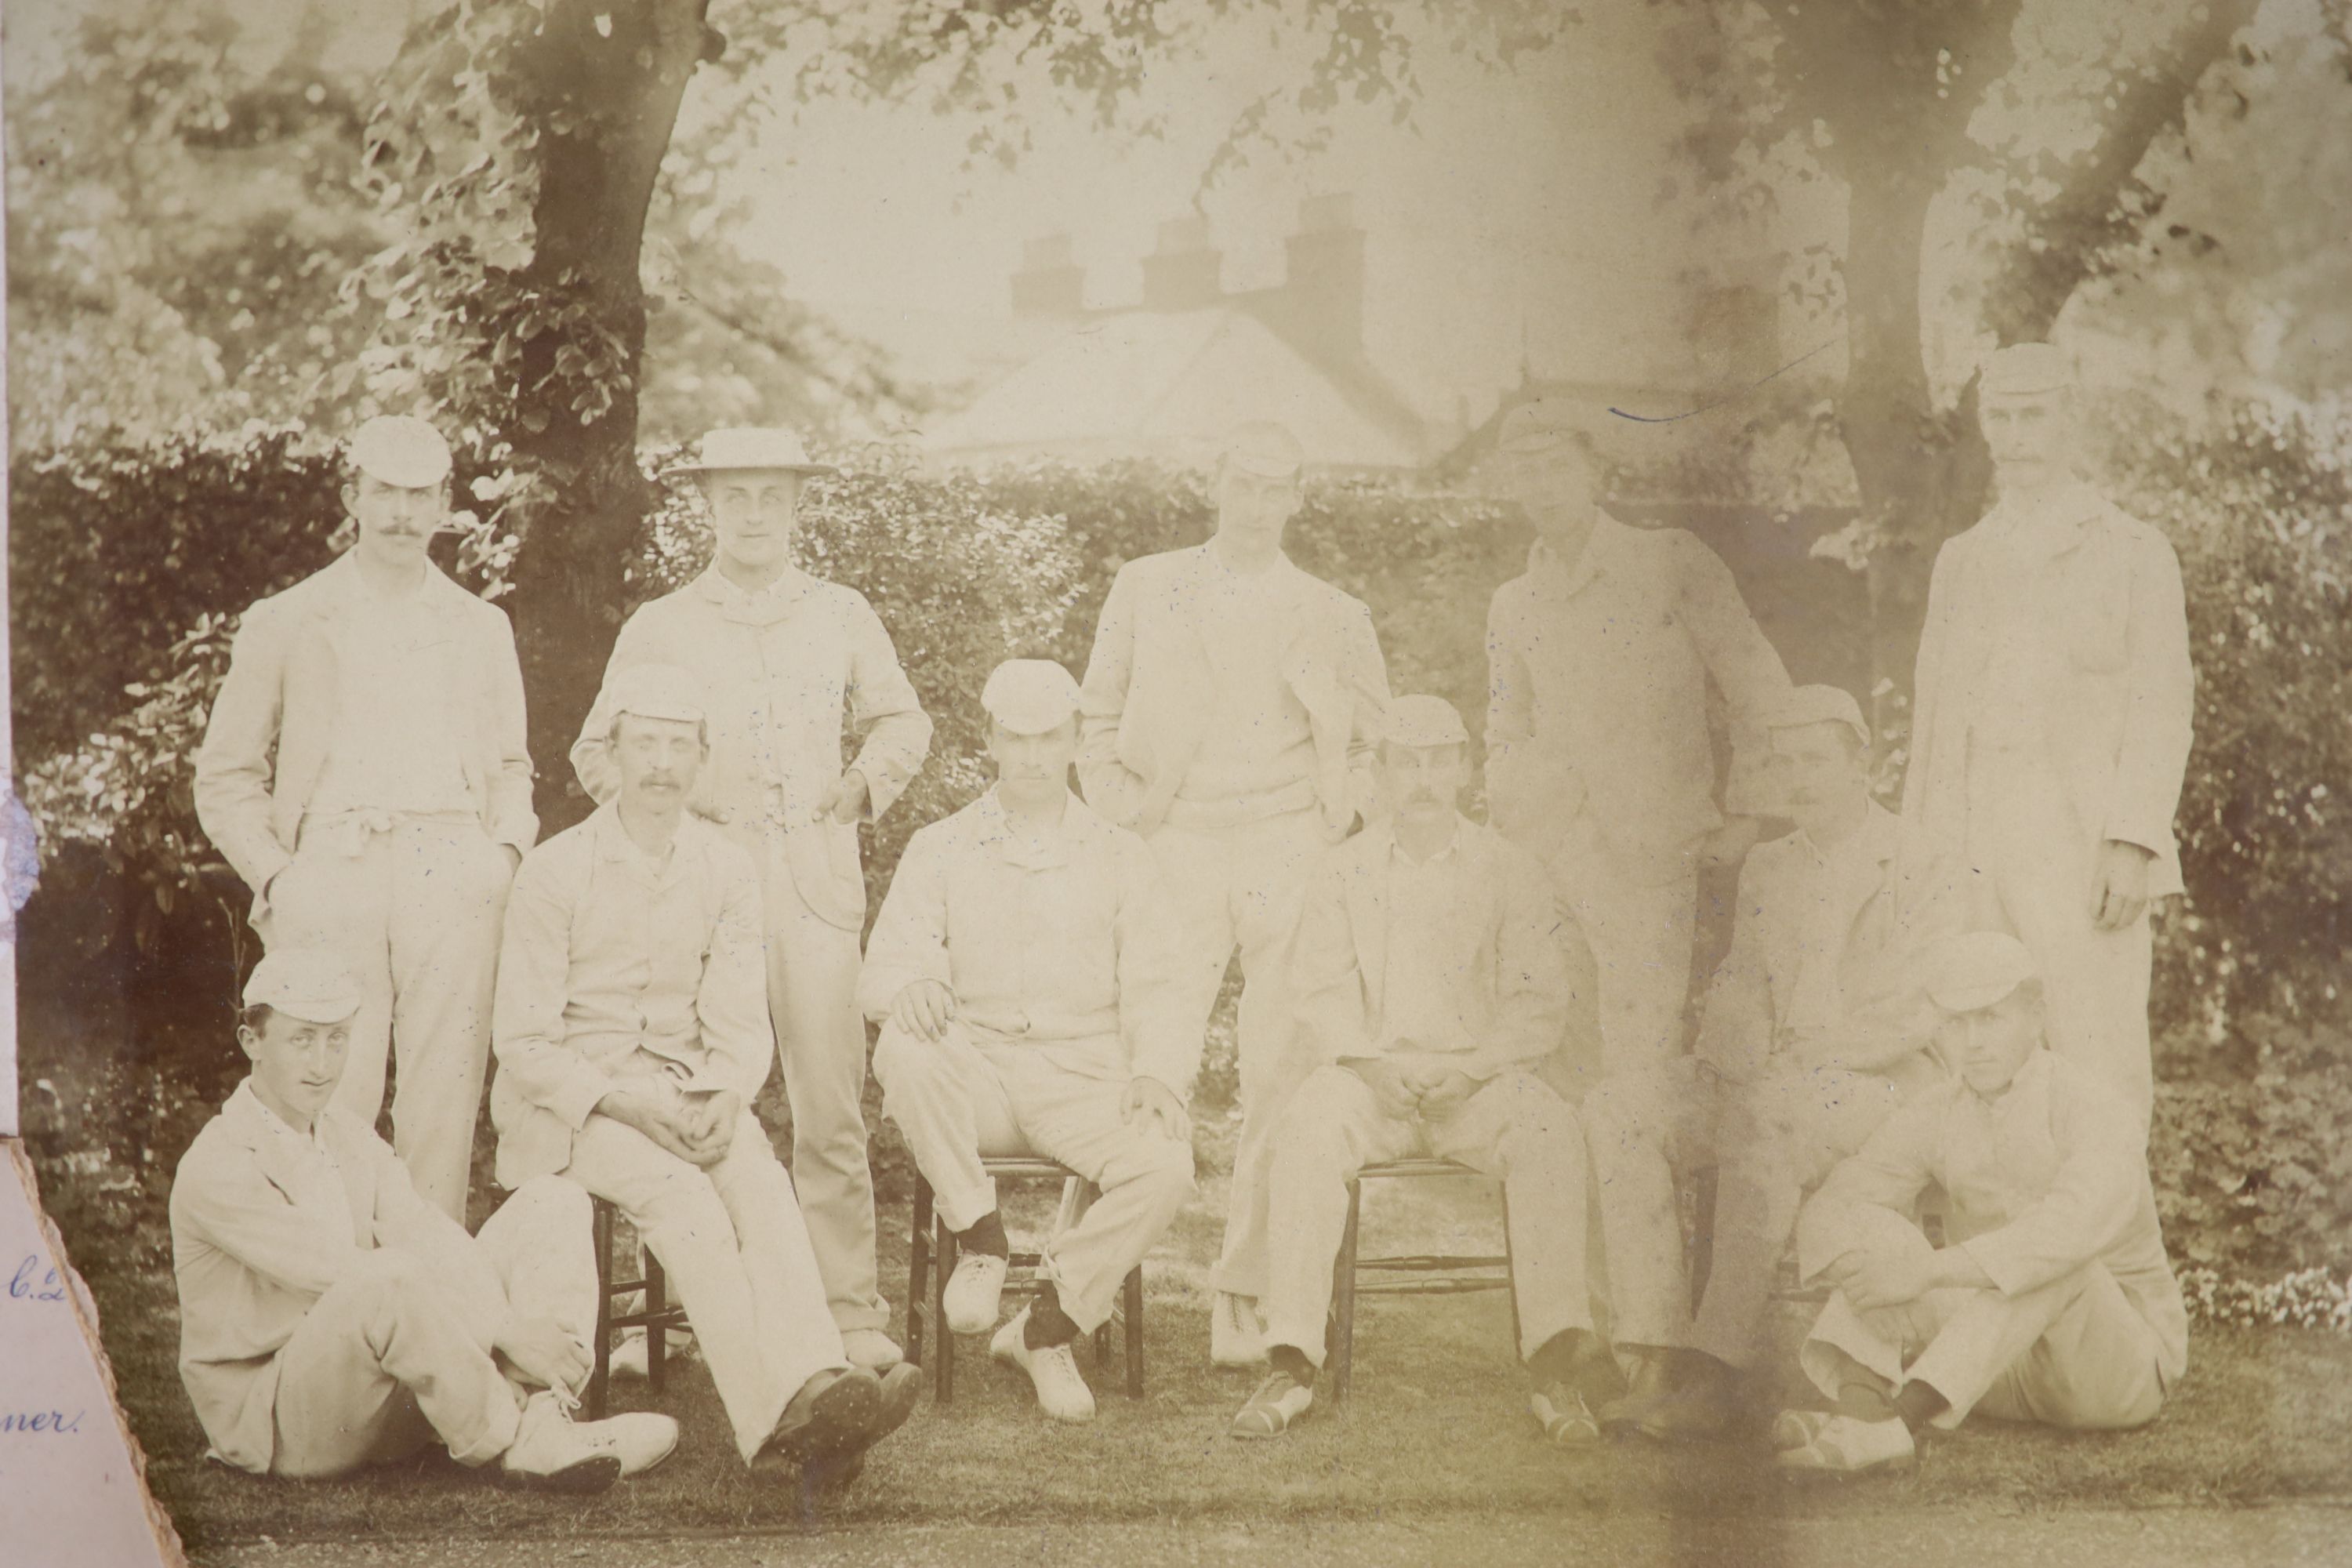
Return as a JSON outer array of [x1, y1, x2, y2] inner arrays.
[[559, 1107, 847, 1464], [266, 815, 514, 1221], [270, 1177, 593, 1477], [873, 1023, 1194, 1332], [1258, 1065, 1594, 1369]]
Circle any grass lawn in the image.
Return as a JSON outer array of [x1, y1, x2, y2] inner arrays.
[[36, 1119, 2352, 1556]]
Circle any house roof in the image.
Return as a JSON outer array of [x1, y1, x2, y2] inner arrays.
[[924, 307, 1431, 472]]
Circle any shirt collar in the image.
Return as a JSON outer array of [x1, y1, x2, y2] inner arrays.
[[1526, 513, 1629, 599], [1965, 1045, 2055, 1109], [1793, 799, 1900, 870], [230, 1079, 333, 1160], [973, 787, 1086, 870], [695, 562, 817, 619], [590, 800, 690, 884]]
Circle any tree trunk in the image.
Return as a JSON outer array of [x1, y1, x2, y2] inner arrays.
[[503, 0, 715, 833]]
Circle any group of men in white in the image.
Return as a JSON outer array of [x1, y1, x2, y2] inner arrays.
[[166, 339, 2194, 1496]]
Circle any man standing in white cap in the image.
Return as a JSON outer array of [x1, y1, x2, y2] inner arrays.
[[197, 414, 536, 1220], [1586, 685, 1956, 1440], [1484, 396, 1791, 1096], [1229, 696, 1619, 1446], [1773, 931, 2187, 1475], [863, 659, 1196, 1423], [1077, 420, 1391, 1366], [1904, 343, 2194, 1125], [170, 949, 676, 1490], [572, 428, 932, 1368], [503, 663, 918, 1476]]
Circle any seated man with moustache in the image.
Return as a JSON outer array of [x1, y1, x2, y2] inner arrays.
[[170, 949, 677, 1491], [492, 663, 917, 1483], [1230, 695, 1621, 1444]]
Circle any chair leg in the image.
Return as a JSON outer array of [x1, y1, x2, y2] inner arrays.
[[908, 1177, 933, 1370], [1122, 1266, 1145, 1399], [933, 1223, 957, 1406], [1329, 1178, 1363, 1405], [645, 1248, 668, 1396], [1500, 1181, 1522, 1357], [587, 1198, 615, 1422]]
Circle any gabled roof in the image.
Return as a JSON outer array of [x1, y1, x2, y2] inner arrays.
[[924, 307, 1430, 472]]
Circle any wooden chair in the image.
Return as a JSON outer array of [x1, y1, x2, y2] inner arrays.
[[1327, 1156, 1515, 1403], [906, 1158, 1145, 1404], [584, 1196, 690, 1420]]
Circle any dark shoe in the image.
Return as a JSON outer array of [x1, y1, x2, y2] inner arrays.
[[766, 1366, 882, 1465], [1602, 1379, 1736, 1443]]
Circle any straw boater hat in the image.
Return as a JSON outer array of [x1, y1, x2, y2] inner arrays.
[[660, 427, 839, 479]]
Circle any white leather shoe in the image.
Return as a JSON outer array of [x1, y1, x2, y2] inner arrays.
[[841, 1327, 905, 1370], [605, 1328, 695, 1381], [1774, 1413, 1917, 1475], [497, 1392, 622, 1493], [1210, 1292, 1268, 1368], [574, 1410, 681, 1478], [992, 1308, 1098, 1423], [943, 1254, 1010, 1334]]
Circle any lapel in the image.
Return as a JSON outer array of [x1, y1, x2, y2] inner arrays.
[[224, 1083, 369, 1241], [1348, 826, 1396, 1020], [1832, 804, 1904, 954]]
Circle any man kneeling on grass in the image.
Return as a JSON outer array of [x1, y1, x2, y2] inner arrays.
[[1774, 931, 2188, 1475], [1229, 695, 1622, 1444], [864, 659, 1197, 1422], [492, 663, 917, 1482], [170, 949, 677, 1491]]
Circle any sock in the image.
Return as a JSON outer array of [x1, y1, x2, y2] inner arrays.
[[957, 1211, 1009, 1259], [1269, 1344, 1316, 1386], [1835, 1377, 1900, 1423], [1893, 1381, 1947, 1433], [1023, 1283, 1081, 1349]]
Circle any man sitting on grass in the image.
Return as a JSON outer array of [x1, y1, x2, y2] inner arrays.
[[864, 659, 1197, 1423], [171, 949, 677, 1491], [1775, 931, 2188, 1475], [492, 663, 917, 1482], [1229, 695, 1622, 1444]]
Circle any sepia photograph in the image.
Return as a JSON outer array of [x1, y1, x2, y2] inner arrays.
[[2, 0, 2348, 1563]]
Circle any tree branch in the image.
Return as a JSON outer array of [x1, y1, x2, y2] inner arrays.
[[1981, 0, 2262, 342]]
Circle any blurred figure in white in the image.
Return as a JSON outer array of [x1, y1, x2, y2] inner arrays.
[[1585, 685, 1955, 1442], [1229, 697, 1619, 1446], [1904, 343, 2194, 1125], [1483, 396, 1792, 1098], [1774, 933, 2187, 1475], [1077, 421, 1391, 1367]]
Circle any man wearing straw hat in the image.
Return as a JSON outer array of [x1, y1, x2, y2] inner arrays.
[[197, 414, 535, 1220], [572, 427, 933, 1369]]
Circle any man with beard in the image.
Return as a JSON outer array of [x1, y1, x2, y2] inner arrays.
[[1903, 343, 2194, 1123]]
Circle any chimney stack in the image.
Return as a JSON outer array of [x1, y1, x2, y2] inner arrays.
[[1011, 234, 1085, 317], [1141, 216, 1223, 311], [1280, 192, 1366, 361]]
